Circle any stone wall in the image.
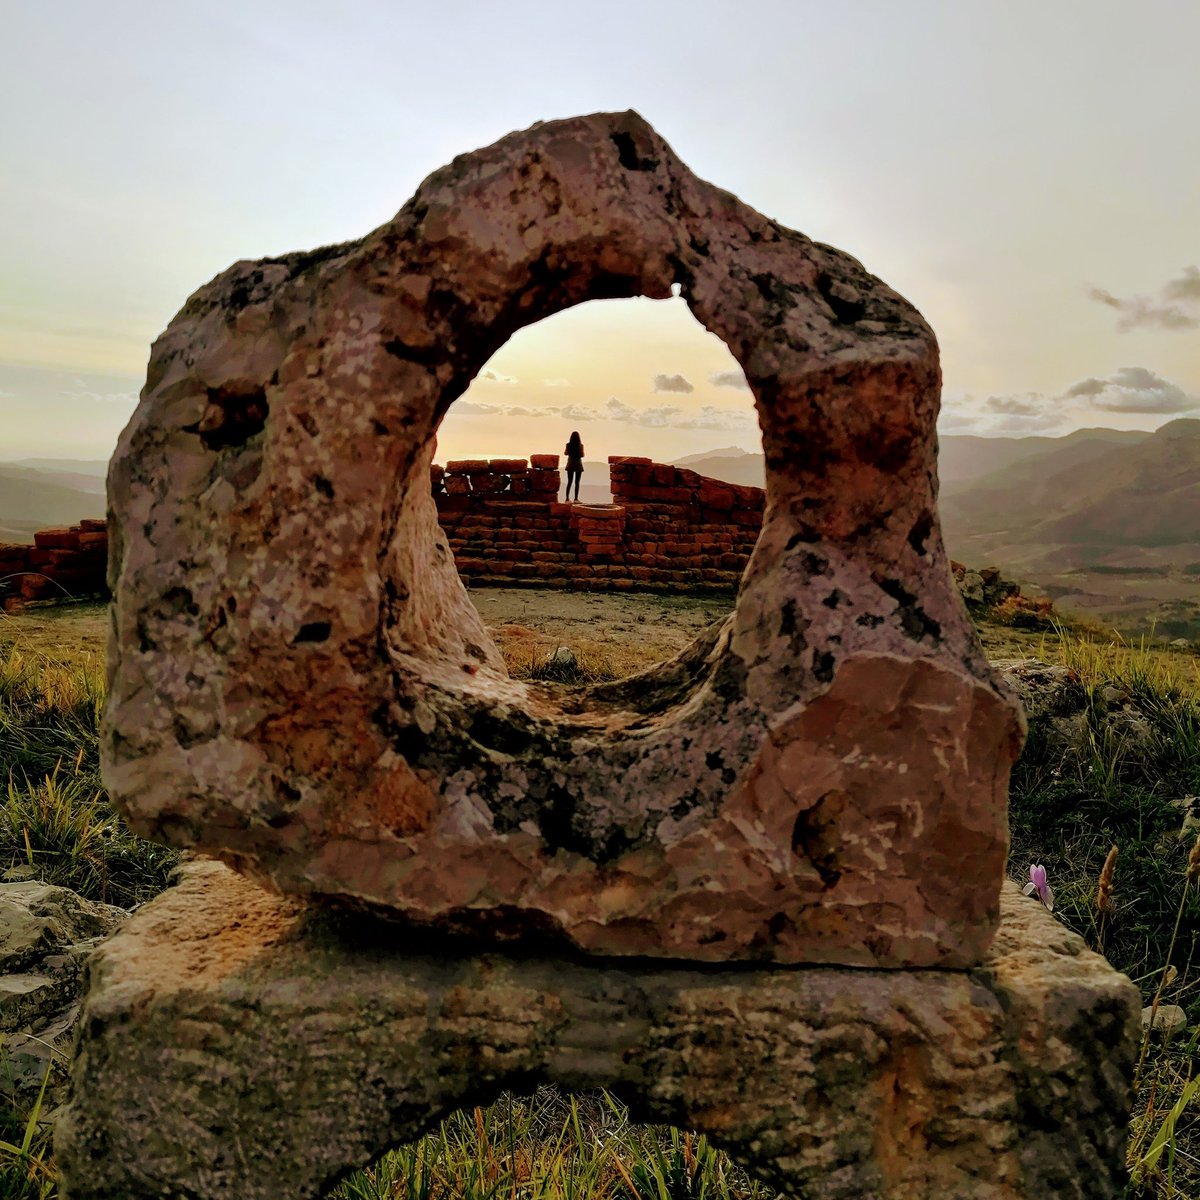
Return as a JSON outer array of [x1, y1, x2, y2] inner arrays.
[[0, 456, 762, 613], [0, 520, 109, 612], [434, 454, 764, 592]]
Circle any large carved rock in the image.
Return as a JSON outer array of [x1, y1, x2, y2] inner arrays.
[[55, 861, 1138, 1200], [103, 111, 1023, 967]]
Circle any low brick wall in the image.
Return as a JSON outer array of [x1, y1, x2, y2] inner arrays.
[[0, 521, 109, 612], [1, 455, 764, 611], [434, 454, 764, 592]]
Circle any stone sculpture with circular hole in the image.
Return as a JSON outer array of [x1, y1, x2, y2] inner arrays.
[[103, 110, 1024, 967]]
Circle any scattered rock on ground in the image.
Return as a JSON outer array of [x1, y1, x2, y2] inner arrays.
[[1142, 1004, 1188, 1036], [0, 880, 125, 1116], [995, 658, 1159, 762], [950, 562, 1052, 628], [1172, 795, 1200, 841], [543, 645, 577, 670]]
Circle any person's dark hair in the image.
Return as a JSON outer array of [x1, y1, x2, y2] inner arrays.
[[566, 431, 584, 454]]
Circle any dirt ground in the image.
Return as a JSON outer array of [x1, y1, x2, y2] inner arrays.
[[2, 590, 1065, 684], [0, 590, 735, 677], [470, 586, 733, 676]]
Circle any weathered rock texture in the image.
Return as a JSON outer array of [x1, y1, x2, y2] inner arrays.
[[434, 452, 764, 591], [56, 861, 1139, 1200], [0, 879, 124, 1117], [104, 110, 1024, 967]]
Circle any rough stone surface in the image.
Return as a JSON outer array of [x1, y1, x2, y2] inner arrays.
[[103, 110, 1023, 967], [0, 880, 124, 1116], [996, 658, 1158, 762], [1142, 1003, 1188, 1035], [57, 861, 1139, 1200]]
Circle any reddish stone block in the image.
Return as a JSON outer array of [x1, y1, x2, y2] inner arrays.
[[467, 472, 503, 492], [529, 470, 560, 493], [446, 459, 489, 474], [445, 476, 471, 495], [530, 453, 560, 469], [34, 527, 80, 550], [608, 455, 652, 465], [698, 483, 735, 510], [78, 531, 108, 550], [489, 458, 528, 472], [20, 576, 55, 599], [78, 518, 107, 533]]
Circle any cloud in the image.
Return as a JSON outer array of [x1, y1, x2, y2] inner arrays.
[[937, 410, 984, 434], [938, 390, 1065, 436], [450, 393, 753, 433], [453, 400, 562, 419], [984, 393, 1046, 417], [1065, 366, 1198, 414], [1164, 266, 1200, 303], [709, 370, 749, 390], [61, 386, 138, 405], [1062, 377, 1106, 398], [1086, 266, 1200, 331], [602, 396, 752, 431], [541, 378, 570, 388], [479, 368, 518, 385], [652, 373, 694, 394], [552, 404, 602, 422]]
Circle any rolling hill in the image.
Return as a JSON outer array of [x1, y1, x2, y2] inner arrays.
[[673, 425, 1200, 637], [939, 420, 1200, 562], [0, 464, 106, 542]]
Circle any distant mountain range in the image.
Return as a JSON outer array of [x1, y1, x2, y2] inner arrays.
[[0, 461, 106, 542], [6, 431, 1199, 637], [674, 422, 1200, 636]]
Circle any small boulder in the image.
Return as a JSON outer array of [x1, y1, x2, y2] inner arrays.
[[1142, 1003, 1187, 1036], [0, 880, 125, 1117], [959, 571, 986, 605], [544, 645, 577, 671]]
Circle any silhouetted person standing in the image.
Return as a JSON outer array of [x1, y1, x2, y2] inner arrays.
[[565, 431, 584, 502]]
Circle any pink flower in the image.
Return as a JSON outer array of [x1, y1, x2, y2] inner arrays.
[[1023, 863, 1054, 912]]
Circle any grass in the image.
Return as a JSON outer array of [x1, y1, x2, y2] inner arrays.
[[0, 639, 176, 911], [1006, 626, 1200, 1198], [330, 1088, 775, 1200], [4, 602, 1200, 1196]]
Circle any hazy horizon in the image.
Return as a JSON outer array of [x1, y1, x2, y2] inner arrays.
[[3, 1, 1197, 461]]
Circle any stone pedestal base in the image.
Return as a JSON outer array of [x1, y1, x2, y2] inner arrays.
[[58, 862, 1138, 1200]]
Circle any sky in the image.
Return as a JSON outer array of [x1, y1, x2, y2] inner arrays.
[[1, 0, 1197, 463]]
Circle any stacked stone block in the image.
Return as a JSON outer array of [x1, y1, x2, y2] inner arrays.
[[432, 451, 763, 592], [435, 456, 561, 499], [0, 519, 109, 612]]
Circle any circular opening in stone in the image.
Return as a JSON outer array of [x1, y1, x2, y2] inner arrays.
[[432, 294, 761, 686], [105, 111, 1012, 967]]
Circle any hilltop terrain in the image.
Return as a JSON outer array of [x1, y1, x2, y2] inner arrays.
[[3, 593, 1199, 1197], [6, 423, 1200, 637], [0, 463, 105, 542], [679, 423, 1200, 639]]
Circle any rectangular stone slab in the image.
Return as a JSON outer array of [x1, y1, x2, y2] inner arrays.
[[57, 862, 1138, 1200]]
